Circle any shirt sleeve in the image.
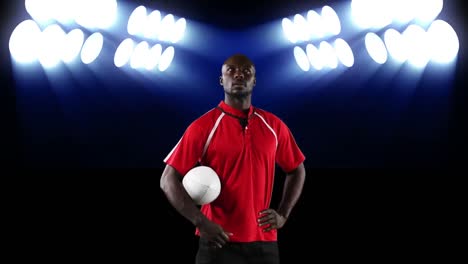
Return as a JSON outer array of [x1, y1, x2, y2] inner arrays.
[[275, 119, 305, 173], [163, 122, 205, 176]]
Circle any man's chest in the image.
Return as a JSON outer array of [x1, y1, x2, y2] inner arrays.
[[206, 119, 277, 161]]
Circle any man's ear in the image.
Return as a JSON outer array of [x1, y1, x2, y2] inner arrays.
[[253, 78, 256, 86], [219, 76, 223, 86]]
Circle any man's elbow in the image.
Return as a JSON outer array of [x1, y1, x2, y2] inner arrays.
[[160, 165, 181, 192], [160, 173, 167, 192], [160, 169, 172, 193]]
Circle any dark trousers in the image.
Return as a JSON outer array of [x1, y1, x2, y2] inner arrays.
[[195, 237, 280, 264]]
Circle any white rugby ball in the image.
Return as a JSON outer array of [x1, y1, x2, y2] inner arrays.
[[182, 166, 221, 205]]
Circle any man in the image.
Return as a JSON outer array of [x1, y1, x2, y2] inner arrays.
[[160, 54, 306, 264]]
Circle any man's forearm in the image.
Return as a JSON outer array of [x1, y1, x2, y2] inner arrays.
[[277, 163, 306, 219], [160, 168, 206, 226]]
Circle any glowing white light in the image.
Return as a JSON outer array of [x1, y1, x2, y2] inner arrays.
[[62, 28, 85, 63], [38, 24, 66, 68], [403, 24, 430, 68], [128, 6, 148, 36], [293, 46, 310, 72], [351, 0, 392, 29], [130, 41, 150, 69], [158, 46, 175, 72], [114, 38, 135, 68], [293, 14, 309, 41], [54, 0, 79, 25], [415, 0, 443, 23], [80, 32, 103, 64], [427, 20, 459, 63], [159, 14, 175, 42], [171, 18, 187, 43], [393, 0, 419, 24], [282, 18, 298, 44], [145, 44, 163, 70], [9, 20, 41, 63], [321, 6, 341, 36], [307, 10, 324, 39], [319, 41, 338, 69], [384, 28, 407, 63], [365, 32, 388, 64], [351, 0, 372, 28], [334, 38, 354, 67], [144, 10, 161, 39], [306, 44, 323, 70], [99, 0, 118, 28], [75, 0, 118, 29], [25, 0, 54, 23]]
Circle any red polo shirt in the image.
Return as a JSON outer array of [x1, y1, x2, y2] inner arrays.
[[164, 100, 305, 242]]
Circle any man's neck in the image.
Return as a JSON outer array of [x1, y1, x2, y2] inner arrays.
[[224, 96, 251, 112]]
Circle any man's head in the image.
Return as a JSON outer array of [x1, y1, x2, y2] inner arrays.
[[220, 54, 256, 99]]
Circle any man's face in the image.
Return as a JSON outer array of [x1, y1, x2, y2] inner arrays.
[[220, 58, 256, 98]]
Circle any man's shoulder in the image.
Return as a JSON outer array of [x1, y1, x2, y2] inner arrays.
[[254, 107, 283, 125], [190, 107, 221, 127]]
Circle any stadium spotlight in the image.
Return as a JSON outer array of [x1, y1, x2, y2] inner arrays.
[[294, 46, 311, 72], [365, 32, 388, 64], [80, 32, 104, 65]]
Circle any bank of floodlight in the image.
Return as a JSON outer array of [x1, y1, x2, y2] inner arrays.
[[127, 5, 186, 44], [113, 40, 174, 72], [296, 38, 353, 72], [9, 20, 94, 66], [351, 0, 444, 29], [282, 5, 341, 44], [381, 20, 459, 66], [25, 0, 117, 29]]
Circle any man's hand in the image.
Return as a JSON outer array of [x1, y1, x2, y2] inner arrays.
[[197, 218, 233, 248], [258, 209, 287, 232]]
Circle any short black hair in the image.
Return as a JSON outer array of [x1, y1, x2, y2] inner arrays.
[[223, 54, 255, 68]]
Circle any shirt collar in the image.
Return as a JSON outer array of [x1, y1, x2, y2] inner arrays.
[[218, 100, 255, 119]]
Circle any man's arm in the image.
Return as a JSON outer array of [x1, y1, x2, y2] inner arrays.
[[258, 163, 306, 231], [160, 164, 232, 247], [277, 162, 306, 219], [160, 164, 205, 226]]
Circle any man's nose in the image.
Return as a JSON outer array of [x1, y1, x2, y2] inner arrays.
[[234, 71, 244, 80]]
